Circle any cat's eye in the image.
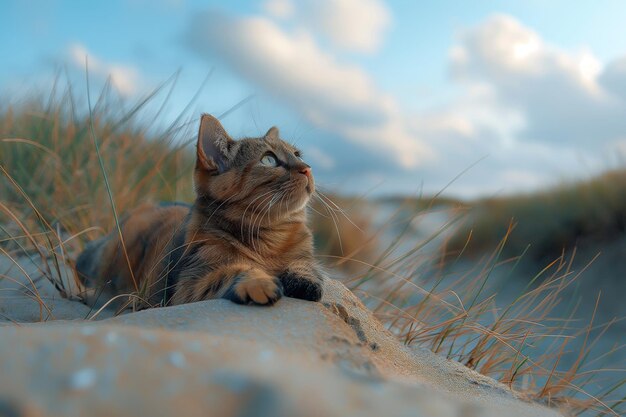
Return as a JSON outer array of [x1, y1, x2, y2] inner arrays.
[[295, 151, 303, 160], [260, 153, 279, 167]]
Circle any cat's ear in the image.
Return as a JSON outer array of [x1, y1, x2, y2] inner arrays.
[[197, 114, 234, 173], [264, 126, 279, 141]]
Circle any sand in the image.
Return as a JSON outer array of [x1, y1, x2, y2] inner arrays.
[[0, 255, 564, 417]]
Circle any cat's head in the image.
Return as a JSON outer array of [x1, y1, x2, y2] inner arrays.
[[194, 114, 314, 221]]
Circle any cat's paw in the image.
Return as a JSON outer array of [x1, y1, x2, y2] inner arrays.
[[278, 272, 323, 302], [223, 271, 283, 306]]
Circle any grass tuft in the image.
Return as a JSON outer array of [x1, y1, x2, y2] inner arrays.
[[447, 171, 626, 262]]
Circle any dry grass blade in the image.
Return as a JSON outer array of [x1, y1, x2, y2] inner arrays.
[[85, 58, 139, 292]]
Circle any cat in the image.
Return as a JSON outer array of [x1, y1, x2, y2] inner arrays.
[[75, 114, 324, 309]]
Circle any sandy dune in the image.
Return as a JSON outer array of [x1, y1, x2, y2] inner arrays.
[[0, 256, 564, 417]]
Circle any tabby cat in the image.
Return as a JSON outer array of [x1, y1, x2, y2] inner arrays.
[[76, 114, 324, 308]]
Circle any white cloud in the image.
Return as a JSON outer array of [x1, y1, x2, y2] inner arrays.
[[299, 0, 390, 53], [338, 13, 626, 197], [600, 56, 626, 100], [403, 13, 626, 196], [186, 11, 433, 168], [449, 14, 626, 147], [264, 0, 294, 20], [264, 0, 390, 53], [68, 44, 140, 96]]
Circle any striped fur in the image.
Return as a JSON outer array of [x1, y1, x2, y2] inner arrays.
[[76, 114, 324, 309]]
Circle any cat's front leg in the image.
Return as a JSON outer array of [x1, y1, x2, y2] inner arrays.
[[173, 263, 283, 306], [222, 266, 284, 306], [278, 262, 324, 302]]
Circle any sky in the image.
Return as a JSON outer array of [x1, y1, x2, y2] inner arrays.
[[3, 0, 626, 198]]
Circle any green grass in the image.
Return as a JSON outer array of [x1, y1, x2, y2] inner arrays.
[[447, 171, 626, 262], [1, 78, 624, 416]]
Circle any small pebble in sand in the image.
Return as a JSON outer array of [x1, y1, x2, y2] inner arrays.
[[168, 351, 186, 368], [80, 327, 96, 336], [186, 340, 203, 352], [258, 349, 274, 363], [104, 331, 118, 345], [140, 331, 158, 343], [69, 368, 97, 391]]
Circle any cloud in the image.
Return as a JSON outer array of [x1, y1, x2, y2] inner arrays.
[[68, 44, 140, 96], [263, 0, 294, 20], [362, 13, 626, 197], [186, 11, 433, 168], [186, 11, 626, 197], [449, 14, 626, 147], [600, 56, 626, 100], [265, 0, 391, 53]]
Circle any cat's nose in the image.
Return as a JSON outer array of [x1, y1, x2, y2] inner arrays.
[[299, 166, 312, 178]]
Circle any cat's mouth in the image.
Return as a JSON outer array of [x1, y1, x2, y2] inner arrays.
[[304, 178, 315, 198], [303, 177, 314, 195], [285, 176, 313, 212]]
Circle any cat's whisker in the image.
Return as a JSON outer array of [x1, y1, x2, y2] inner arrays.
[[314, 193, 344, 255], [255, 192, 281, 252], [241, 188, 277, 246], [277, 192, 287, 224], [280, 188, 294, 222], [316, 190, 364, 233], [249, 190, 279, 253], [201, 193, 238, 228], [316, 190, 353, 216], [285, 191, 293, 215], [251, 196, 272, 253], [307, 202, 331, 218], [248, 196, 269, 252]]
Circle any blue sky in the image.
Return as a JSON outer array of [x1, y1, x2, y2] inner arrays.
[[3, 0, 626, 198]]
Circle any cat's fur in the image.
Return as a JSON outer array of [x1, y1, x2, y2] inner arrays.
[[76, 114, 324, 308]]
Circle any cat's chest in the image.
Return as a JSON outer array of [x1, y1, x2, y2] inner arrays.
[[187, 222, 311, 272], [244, 224, 311, 269]]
